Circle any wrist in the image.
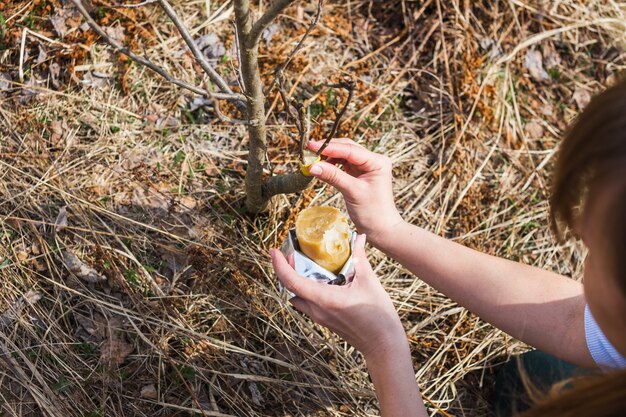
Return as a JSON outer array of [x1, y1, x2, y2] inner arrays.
[[368, 216, 407, 250], [361, 323, 410, 362]]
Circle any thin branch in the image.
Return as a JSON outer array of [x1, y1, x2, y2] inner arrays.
[[231, 20, 246, 93], [69, 0, 244, 103], [210, 100, 249, 125], [157, 0, 238, 99], [295, 103, 306, 161], [316, 79, 355, 156], [248, 0, 298, 43], [276, 0, 323, 76], [262, 172, 313, 199], [109, 0, 159, 9]]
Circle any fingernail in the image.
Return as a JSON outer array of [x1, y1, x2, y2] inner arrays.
[[309, 164, 322, 176], [269, 249, 276, 259]]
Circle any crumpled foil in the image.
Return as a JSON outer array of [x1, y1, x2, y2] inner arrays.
[[279, 228, 356, 298]]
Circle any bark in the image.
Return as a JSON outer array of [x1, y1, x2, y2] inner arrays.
[[235, 0, 313, 213]]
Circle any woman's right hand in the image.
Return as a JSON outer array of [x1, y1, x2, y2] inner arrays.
[[307, 138, 404, 247]]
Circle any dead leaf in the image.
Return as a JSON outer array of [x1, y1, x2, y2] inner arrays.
[[18, 78, 40, 105], [140, 384, 158, 399], [100, 316, 133, 367], [80, 72, 107, 89], [62, 251, 107, 283], [101, 337, 134, 367], [189, 96, 213, 112], [543, 43, 561, 69], [132, 187, 170, 211], [49, 63, 61, 89], [179, 195, 197, 210], [0, 73, 12, 92], [36, 46, 48, 64], [524, 49, 549, 82], [0, 289, 43, 328], [261, 23, 280, 46], [49, 120, 71, 147], [55, 206, 68, 232], [573, 87, 591, 110], [16, 251, 29, 262], [50, 14, 68, 38], [105, 26, 125, 44], [196, 33, 226, 61], [524, 121, 544, 140]]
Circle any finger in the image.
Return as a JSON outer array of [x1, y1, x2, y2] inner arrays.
[[352, 234, 374, 277], [324, 157, 345, 166], [308, 161, 360, 195], [308, 138, 364, 149], [308, 142, 382, 171], [271, 249, 320, 300], [290, 296, 313, 316]]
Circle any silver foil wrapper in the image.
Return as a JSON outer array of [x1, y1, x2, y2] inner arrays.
[[279, 228, 356, 299]]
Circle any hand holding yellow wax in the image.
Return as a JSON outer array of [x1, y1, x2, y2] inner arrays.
[[295, 206, 351, 274]]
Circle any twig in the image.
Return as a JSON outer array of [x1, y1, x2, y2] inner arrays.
[[276, 0, 323, 75], [294, 102, 306, 161], [316, 78, 355, 156], [157, 0, 239, 102], [248, 0, 298, 43], [210, 100, 249, 125], [69, 0, 244, 103], [109, 0, 159, 9], [18, 28, 27, 82]]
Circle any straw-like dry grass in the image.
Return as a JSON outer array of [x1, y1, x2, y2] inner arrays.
[[1, 0, 625, 416]]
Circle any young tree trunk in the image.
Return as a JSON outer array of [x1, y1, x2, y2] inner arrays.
[[235, 0, 313, 213]]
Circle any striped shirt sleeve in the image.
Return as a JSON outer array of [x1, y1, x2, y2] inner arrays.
[[584, 304, 626, 370]]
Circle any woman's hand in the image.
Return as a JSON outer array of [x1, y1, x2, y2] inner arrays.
[[271, 235, 426, 416], [306, 139, 404, 247], [270, 234, 406, 359]]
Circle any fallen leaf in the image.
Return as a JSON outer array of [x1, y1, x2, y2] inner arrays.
[[524, 49, 549, 82], [179, 195, 197, 210], [16, 251, 29, 262], [62, 251, 106, 283], [189, 96, 213, 112], [100, 316, 133, 367], [105, 25, 126, 44], [195, 33, 226, 62], [543, 43, 561, 69], [262, 23, 280, 46], [524, 121, 544, 140], [50, 14, 68, 38], [132, 187, 170, 212], [0, 72, 12, 92], [101, 337, 134, 367], [573, 87, 591, 110], [55, 206, 68, 232], [0, 289, 43, 328], [18, 78, 40, 105], [140, 384, 158, 399], [36, 46, 48, 64], [49, 63, 61, 89]]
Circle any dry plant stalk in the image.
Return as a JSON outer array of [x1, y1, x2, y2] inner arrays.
[[70, 0, 347, 212]]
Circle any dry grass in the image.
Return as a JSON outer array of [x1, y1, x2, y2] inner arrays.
[[1, 0, 625, 416]]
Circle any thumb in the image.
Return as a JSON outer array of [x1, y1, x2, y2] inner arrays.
[[352, 234, 374, 277], [308, 161, 358, 195], [270, 249, 319, 300]]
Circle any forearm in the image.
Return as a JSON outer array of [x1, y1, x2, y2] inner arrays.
[[373, 221, 594, 367], [365, 335, 427, 417]]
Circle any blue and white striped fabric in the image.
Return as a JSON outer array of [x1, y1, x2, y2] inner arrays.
[[584, 304, 626, 370]]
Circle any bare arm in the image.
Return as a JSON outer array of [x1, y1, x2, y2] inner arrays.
[[307, 139, 594, 368], [374, 222, 593, 367], [271, 235, 427, 416]]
